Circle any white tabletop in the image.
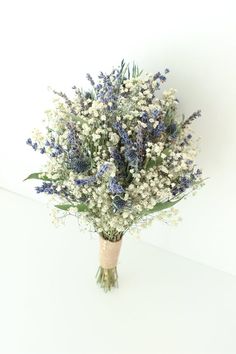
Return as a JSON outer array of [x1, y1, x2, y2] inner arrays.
[[0, 188, 236, 354]]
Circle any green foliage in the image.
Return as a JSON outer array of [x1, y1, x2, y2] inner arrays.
[[96, 266, 118, 292], [24, 172, 53, 182], [145, 148, 170, 170], [145, 156, 162, 170], [55, 203, 89, 212], [142, 197, 183, 216], [120, 59, 143, 80], [162, 147, 171, 156]]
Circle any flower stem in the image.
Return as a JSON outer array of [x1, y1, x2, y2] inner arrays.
[[96, 266, 119, 292]]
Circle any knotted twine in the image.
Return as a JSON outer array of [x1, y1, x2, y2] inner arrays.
[[99, 236, 122, 269]]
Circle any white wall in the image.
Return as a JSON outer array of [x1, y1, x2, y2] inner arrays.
[[1, 0, 236, 274]]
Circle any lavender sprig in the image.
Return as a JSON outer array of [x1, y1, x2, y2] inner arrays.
[[182, 110, 201, 128]]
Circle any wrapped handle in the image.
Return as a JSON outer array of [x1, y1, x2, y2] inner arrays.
[[99, 236, 122, 269]]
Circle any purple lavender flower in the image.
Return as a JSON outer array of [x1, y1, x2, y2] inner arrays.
[[182, 110, 201, 128], [32, 142, 38, 151], [74, 163, 110, 187], [50, 144, 64, 157], [171, 169, 202, 196], [153, 71, 166, 82], [113, 122, 132, 145], [26, 138, 38, 151], [113, 195, 126, 211], [135, 127, 145, 163], [35, 182, 56, 195], [124, 147, 139, 168], [75, 176, 96, 186], [109, 177, 124, 194], [45, 137, 56, 148], [96, 163, 110, 177], [141, 112, 148, 123], [26, 138, 32, 146], [166, 122, 178, 139], [180, 133, 193, 147], [153, 122, 166, 137], [53, 90, 77, 115], [67, 125, 79, 147], [152, 109, 160, 118], [110, 147, 125, 171], [186, 159, 193, 165], [95, 69, 123, 110], [69, 158, 90, 173], [35, 183, 72, 199], [195, 169, 202, 176], [86, 73, 95, 86], [140, 112, 153, 132]]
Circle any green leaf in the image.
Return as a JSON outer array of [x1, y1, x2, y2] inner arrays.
[[23, 172, 53, 182], [55, 204, 71, 211], [142, 197, 183, 216], [162, 147, 171, 156], [145, 156, 163, 170], [145, 159, 156, 170], [127, 67, 130, 79], [55, 203, 89, 212], [145, 147, 172, 171]]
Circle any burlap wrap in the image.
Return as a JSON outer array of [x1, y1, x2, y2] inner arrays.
[[99, 236, 122, 269]]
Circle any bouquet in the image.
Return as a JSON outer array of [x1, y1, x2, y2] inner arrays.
[[25, 60, 204, 291]]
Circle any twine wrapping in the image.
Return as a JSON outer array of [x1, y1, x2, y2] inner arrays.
[[99, 236, 122, 269]]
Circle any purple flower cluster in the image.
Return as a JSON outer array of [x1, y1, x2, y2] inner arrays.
[[35, 182, 56, 194], [153, 121, 166, 137], [153, 70, 168, 83], [135, 127, 145, 164], [113, 195, 126, 211], [50, 144, 64, 157], [113, 122, 132, 145], [124, 147, 139, 169], [86, 73, 95, 86], [69, 157, 90, 173], [110, 148, 125, 170], [86, 61, 129, 111], [152, 109, 160, 118], [96, 163, 110, 178], [45, 138, 64, 157], [26, 137, 64, 157], [36, 182, 59, 194], [26, 138, 38, 151], [75, 163, 110, 187], [141, 112, 153, 132], [35, 182, 75, 201], [67, 124, 79, 148], [66, 125, 91, 173], [171, 169, 202, 196], [75, 176, 96, 186], [182, 110, 201, 128], [53, 90, 77, 115], [95, 72, 118, 109], [180, 133, 192, 147], [140, 111, 166, 139], [109, 177, 124, 195], [166, 122, 178, 139]]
